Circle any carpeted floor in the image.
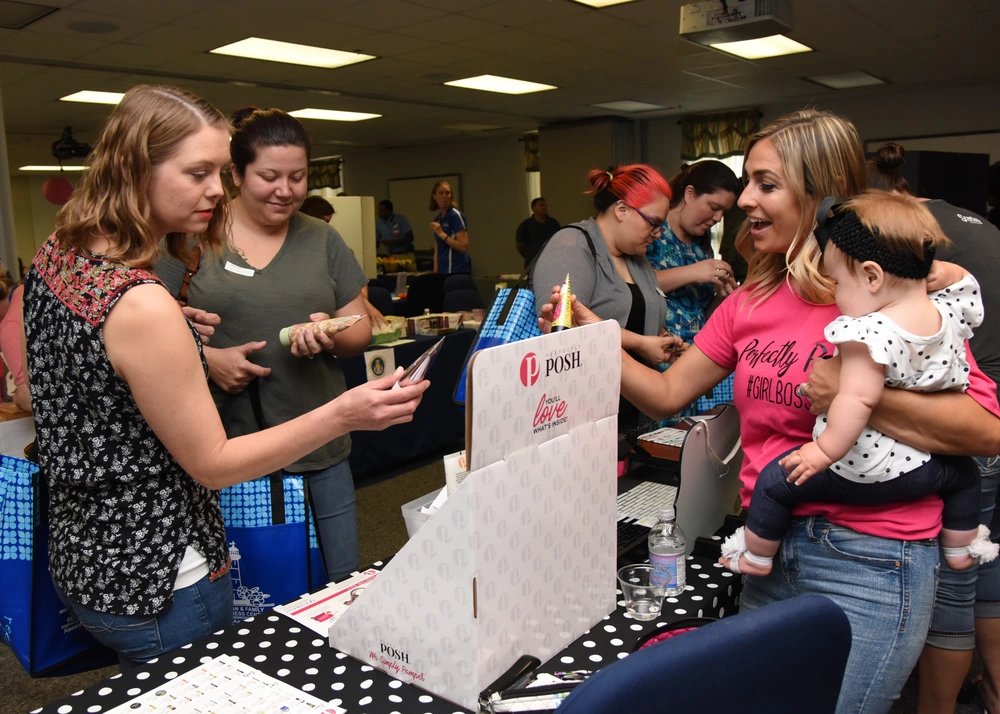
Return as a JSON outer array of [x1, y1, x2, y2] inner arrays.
[[2, 450, 988, 713], [3, 452, 448, 714]]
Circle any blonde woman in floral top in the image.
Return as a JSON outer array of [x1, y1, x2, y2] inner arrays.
[[23, 85, 428, 668]]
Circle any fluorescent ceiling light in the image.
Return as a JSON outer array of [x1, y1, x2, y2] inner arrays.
[[806, 70, 886, 90], [210, 37, 375, 69], [710, 34, 812, 60], [592, 100, 666, 112], [59, 90, 124, 105], [19, 165, 89, 171], [570, 0, 637, 6], [289, 108, 381, 122], [444, 74, 556, 95]]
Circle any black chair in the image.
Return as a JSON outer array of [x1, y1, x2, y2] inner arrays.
[[368, 276, 396, 294], [366, 286, 394, 316], [557, 594, 851, 714], [442, 288, 485, 312], [442, 273, 477, 294], [403, 272, 447, 317]]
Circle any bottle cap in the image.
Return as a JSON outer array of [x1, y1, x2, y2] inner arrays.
[[279, 327, 292, 347], [659, 507, 676, 521]]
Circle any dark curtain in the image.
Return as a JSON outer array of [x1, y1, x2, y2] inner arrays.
[[522, 133, 540, 172], [309, 156, 344, 191], [680, 110, 759, 161]]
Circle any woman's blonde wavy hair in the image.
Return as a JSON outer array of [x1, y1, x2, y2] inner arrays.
[[54, 84, 231, 270], [736, 109, 867, 306]]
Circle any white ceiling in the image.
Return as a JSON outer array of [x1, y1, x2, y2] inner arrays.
[[2, 0, 997, 172]]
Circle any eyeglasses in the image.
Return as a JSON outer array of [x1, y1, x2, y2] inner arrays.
[[622, 202, 665, 236]]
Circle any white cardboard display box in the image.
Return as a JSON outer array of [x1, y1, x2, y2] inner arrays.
[[328, 321, 620, 711]]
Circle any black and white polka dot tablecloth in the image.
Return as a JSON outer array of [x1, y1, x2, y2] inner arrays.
[[33, 556, 740, 714]]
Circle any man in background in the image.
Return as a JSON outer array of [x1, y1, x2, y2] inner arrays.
[[376, 199, 414, 255], [300, 195, 335, 223], [515, 197, 559, 267]]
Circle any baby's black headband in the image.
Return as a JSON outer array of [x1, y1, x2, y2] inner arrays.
[[813, 196, 935, 279]]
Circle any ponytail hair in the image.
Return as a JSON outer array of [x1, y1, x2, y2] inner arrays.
[[668, 160, 741, 208], [866, 142, 911, 194], [586, 164, 670, 214]]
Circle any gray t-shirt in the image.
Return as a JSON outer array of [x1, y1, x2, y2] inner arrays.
[[157, 213, 367, 472], [531, 217, 665, 337], [928, 200, 1000, 395]]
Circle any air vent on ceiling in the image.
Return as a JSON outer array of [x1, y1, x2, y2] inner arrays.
[[0, 0, 58, 30]]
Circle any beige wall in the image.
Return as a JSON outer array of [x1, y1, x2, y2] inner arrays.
[[339, 133, 528, 277], [10, 175, 67, 279]]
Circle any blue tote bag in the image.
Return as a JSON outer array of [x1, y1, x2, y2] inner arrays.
[[452, 287, 541, 405], [219, 381, 328, 623], [452, 224, 597, 405], [0, 455, 115, 675], [219, 473, 328, 623]]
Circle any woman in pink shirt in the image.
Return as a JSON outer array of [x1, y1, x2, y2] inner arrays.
[[554, 110, 1000, 713]]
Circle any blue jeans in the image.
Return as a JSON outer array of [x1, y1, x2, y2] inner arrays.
[[306, 460, 359, 582], [54, 572, 232, 669], [926, 455, 1000, 649], [739, 516, 938, 714]]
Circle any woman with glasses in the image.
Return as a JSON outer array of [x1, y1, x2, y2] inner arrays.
[[531, 165, 682, 432]]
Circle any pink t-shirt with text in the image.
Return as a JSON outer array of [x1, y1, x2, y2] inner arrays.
[[695, 280, 999, 540]]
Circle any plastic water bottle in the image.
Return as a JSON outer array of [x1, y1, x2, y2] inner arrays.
[[648, 507, 686, 596]]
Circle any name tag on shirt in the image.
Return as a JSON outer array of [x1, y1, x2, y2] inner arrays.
[[224, 261, 255, 277]]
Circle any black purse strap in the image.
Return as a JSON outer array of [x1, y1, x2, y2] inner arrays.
[[523, 223, 597, 293], [248, 380, 286, 525], [248, 379, 319, 590]]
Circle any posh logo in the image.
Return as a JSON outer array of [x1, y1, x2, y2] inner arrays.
[[520, 352, 540, 387], [544, 350, 581, 376], [520, 349, 582, 388]]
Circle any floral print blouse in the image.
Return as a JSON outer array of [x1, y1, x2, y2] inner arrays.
[[24, 236, 228, 616], [645, 223, 715, 343]]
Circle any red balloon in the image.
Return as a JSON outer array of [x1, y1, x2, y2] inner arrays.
[[42, 176, 74, 205]]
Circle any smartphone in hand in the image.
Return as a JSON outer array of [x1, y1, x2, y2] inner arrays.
[[392, 337, 445, 389]]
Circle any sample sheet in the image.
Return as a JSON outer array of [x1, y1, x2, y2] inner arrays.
[[106, 654, 345, 713]]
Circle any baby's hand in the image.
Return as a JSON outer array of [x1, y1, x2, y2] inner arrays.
[[779, 441, 831, 485]]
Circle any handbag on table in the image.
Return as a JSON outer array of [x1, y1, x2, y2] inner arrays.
[[0, 455, 116, 675]]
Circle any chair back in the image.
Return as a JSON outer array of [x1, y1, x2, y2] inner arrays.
[[404, 273, 447, 316], [366, 286, 394, 315], [368, 276, 396, 294], [442, 288, 485, 312], [557, 594, 851, 714], [443, 273, 477, 294]]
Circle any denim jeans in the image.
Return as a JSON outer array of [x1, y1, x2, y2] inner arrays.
[[926, 455, 1000, 649], [54, 571, 232, 669], [305, 459, 359, 582], [739, 516, 938, 714]]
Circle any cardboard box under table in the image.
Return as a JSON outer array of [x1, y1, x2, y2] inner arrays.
[[329, 321, 620, 711]]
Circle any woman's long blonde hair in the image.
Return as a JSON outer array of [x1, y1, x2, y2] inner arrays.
[[54, 84, 231, 269], [736, 109, 867, 305]]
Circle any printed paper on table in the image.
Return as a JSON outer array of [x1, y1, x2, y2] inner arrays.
[[275, 568, 380, 636]]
